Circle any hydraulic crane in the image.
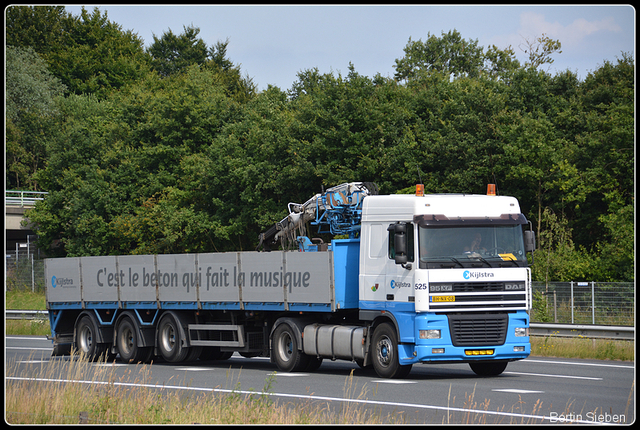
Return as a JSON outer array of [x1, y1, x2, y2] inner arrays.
[[256, 182, 378, 251]]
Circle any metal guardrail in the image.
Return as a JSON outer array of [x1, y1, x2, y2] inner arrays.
[[6, 190, 48, 206], [529, 323, 634, 341], [6, 310, 635, 340], [6, 310, 48, 320]]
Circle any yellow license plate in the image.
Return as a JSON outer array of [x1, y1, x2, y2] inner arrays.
[[432, 295, 455, 302]]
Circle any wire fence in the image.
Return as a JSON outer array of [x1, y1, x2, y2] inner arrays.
[[5, 249, 635, 327], [5, 247, 46, 293], [531, 282, 635, 326]]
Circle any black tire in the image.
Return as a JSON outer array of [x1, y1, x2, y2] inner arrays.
[[469, 361, 508, 376], [355, 358, 373, 371], [271, 323, 309, 372], [157, 313, 189, 363], [304, 355, 323, 372], [184, 346, 203, 362], [371, 322, 412, 379], [116, 317, 152, 364], [75, 315, 108, 361]]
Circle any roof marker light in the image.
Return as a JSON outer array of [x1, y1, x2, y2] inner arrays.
[[487, 184, 496, 196]]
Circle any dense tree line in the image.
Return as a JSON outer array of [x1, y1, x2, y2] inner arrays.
[[5, 6, 634, 282]]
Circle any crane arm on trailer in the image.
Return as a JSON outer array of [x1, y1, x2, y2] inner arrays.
[[256, 181, 378, 251]]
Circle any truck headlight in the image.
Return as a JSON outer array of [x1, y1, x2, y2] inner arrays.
[[419, 329, 441, 339], [515, 327, 529, 337]]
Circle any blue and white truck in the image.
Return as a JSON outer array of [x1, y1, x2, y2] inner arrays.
[[45, 182, 535, 378]]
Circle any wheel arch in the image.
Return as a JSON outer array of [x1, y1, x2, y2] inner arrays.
[[156, 310, 194, 349], [113, 310, 155, 348], [74, 310, 111, 345], [269, 317, 309, 354], [360, 310, 402, 342]]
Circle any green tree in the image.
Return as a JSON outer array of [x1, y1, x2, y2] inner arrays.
[[6, 5, 150, 99], [5, 5, 73, 56], [552, 53, 634, 280], [205, 39, 257, 103], [519, 33, 563, 70], [6, 45, 66, 190], [147, 28, 256, 101], [147, 25, 208, 77], [394, 29, 520, 82], [394, 30, 485, 81], [29, 65, 241, 256], [531, 208, 596, 282]]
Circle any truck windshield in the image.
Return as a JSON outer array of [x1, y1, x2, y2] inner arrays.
[[418, 225, 528, 268]]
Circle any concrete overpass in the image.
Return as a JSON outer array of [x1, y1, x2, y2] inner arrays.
[[5, 190, 47, 252]]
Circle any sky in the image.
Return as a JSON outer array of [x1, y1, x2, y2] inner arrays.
[[65, 4, 635, 91]]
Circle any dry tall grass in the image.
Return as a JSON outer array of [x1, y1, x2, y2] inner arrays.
[[7, 351, 631, 424], [5, 352, 404, 424]]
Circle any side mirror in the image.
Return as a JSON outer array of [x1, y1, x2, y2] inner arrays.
[[524, 230, 536, 253], [388, 222, 408, 265]]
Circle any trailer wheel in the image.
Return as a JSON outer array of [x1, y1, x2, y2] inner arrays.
[[117, 317, 152, 364], [371, 322, 412, 378], [469, 361, 508, 376], [272, 323, 309, 372], [157, 313, 189, 363], [76, 315, 108, 361]]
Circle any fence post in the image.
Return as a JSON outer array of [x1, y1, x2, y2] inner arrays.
[[591, 281, 595, 324], [31, 254, 35, 293], [570, 281, 574, 324]]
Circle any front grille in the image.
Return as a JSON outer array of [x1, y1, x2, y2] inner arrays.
[[453, 282, 505, 292], [448, 313, 508, 347]]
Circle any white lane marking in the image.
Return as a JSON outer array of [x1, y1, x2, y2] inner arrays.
[[267, 372, 310, 377], [5, 336, 50, 341], [6, 347, 52, 351], [5, 375, 596, 424], [505, 371, 602, 381], [93, 363, 129, 367], [524, 359, 633, 369], [229, 356, 270, 360], [371, 379, 417, 384], [492, 389, 544, 394], [175, 367, 220, 371]]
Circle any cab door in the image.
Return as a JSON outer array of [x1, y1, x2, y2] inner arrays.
[[385, 223, 416, 305]]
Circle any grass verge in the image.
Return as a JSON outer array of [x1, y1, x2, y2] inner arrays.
[[530, 334, 634, 361], [6, 353, 408, 424]]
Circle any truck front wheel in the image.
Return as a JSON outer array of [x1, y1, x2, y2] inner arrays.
[[371, 322, 412, 378], [469, 361, 508, 376], [271, 323, 309, 372]]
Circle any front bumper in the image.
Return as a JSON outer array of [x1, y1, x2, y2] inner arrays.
[[398, 310, 530, 365]]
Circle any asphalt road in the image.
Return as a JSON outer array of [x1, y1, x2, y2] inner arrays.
[[6, 335, 635, 424]]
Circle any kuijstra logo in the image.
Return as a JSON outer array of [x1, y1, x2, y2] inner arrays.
[[51, 276, 74, 288], [463, 271, 495, 280], [390, 280, 411, 289]]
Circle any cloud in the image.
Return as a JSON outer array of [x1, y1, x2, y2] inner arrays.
[[518, 12, 622, 47]]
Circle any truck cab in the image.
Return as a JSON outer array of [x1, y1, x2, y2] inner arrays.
[[359, 190, 532, 376]]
